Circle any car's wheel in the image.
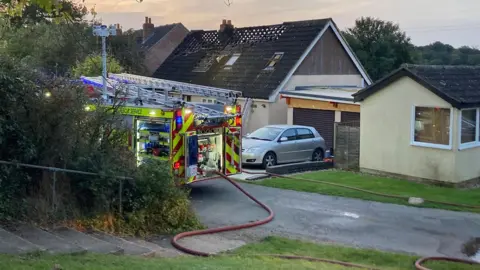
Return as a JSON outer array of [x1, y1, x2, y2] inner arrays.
[[262, 152, 277, 169], [312, 148, 324, 162]]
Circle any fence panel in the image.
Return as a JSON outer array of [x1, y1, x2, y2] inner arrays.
[[334, 121, 360, 170]]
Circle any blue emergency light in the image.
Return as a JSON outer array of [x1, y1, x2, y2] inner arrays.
[[175, 110, 183, 131]]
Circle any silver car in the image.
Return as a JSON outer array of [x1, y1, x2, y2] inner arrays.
[[242, 125, 326, 168]]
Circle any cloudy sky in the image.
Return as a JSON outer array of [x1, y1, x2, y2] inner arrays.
[[86, 0, 480, 47]]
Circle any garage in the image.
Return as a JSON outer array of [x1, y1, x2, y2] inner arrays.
[[293, 108, 335, 149]]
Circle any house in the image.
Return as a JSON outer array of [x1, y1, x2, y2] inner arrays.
[[130, 17, 189, 76], [280, 86, 362, 149], [353, 64, 480, 187], [152, 18, 371, 133]]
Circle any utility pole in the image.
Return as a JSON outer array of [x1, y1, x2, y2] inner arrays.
[[92, 24, 117, 102]]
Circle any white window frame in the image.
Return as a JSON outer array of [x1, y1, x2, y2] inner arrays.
[[458, 108, 480, 150], [410, 105, 453, 150], [225, 53, 241, 66], [264, 52, 284, 70]]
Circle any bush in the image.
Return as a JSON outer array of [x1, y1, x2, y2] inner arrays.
[[0, 55, 201, 234]]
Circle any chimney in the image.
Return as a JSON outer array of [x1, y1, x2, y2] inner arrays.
[[220, 19, 227, 32], [143, 16, 154, 41], [219, 19, 234, 42], [116, 23, 122, 35]]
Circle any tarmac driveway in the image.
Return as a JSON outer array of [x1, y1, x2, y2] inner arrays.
[[189, 179, 480, 258]]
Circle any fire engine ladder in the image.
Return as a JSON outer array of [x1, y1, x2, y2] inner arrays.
[[109, 73, 243, 105], [81, 76, 235, 119], [130, 84, 230, 119]]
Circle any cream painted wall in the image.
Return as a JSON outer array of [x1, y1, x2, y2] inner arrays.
[[284, 75, 364, 90], [268, 98, 288, 125], [455, 139, 480, 182], [237, 98, 271, 134], [287, 107, 293, 125], [359, 77, 463, 183]]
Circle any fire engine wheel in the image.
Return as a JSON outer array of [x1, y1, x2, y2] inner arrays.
[[312, 148, 324, 162], [262, 152, 277, 169]]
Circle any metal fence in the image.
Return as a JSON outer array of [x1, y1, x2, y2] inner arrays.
[[0, 160, 132, 219], [334, 121, 360, 170]]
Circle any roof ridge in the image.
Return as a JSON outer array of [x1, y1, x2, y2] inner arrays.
[[192, 17, 331, 32]]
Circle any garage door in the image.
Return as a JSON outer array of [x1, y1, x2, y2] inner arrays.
[[341, 111, 360, 124], [293, 108, 335, 149]]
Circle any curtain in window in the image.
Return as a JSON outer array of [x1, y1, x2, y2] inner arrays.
[[414, 107, 450, 145]]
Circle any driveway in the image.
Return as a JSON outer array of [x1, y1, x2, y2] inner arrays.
[[189, 180, 480, 258]]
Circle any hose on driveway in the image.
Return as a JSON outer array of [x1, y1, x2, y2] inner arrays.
[[171, 170, 480, 270]]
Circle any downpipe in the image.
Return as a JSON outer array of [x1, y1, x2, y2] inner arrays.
[[172, 169, 480, 270]]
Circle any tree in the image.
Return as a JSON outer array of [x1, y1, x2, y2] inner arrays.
[[3, 20, 96, 76], [72, 54, 124, 77], [415, 42, 480, 66], [343, 17, 415, 81], [5, 0, 88, 27]]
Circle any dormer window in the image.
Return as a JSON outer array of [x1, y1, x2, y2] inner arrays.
[[225, 53, 241, 66], [264, 52, 284, 70]]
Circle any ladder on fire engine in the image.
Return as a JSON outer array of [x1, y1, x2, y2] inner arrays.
[[81, 76, 236, 119], [109, 73, 242, 105]]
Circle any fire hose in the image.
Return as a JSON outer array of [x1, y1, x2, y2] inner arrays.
[[172, 170, 480, 270]]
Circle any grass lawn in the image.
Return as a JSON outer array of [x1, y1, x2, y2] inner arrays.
[[248, 170, 480, 212], [0, 236, 477, 270]]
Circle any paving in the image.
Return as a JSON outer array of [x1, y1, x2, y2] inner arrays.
[[52, 227, 123, 254], [88, 231, 154, 256], [0, 228, 42, 254], [189, 179, 480, 259], [229, 168, 268, 181], [9, 224, 85, 254]]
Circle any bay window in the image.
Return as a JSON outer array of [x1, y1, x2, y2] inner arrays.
[[412, 106, 452, 149], [459, 108, 480, 149]]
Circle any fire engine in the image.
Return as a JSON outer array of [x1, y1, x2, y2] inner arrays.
[[81, 73, 244, 184]]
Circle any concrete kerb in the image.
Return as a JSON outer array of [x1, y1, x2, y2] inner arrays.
[[265, 161, 333, 176]]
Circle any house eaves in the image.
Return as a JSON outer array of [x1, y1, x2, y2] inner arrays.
[[352, 67, 466, 109], [268, 20, 373, 103]]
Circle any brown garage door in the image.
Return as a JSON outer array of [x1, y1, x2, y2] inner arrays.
[[293, 108, 335, 149], [341, 111, 360, 124]]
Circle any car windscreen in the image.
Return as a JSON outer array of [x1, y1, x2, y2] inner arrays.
[[247, 127, 284, 141]]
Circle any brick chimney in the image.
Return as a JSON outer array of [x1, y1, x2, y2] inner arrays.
[[115, 23, 122, 35], [219, 19, 234, 42], [219, 19, 234, 32], [142, 17, 154, 41]]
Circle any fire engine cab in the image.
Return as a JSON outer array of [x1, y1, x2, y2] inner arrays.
[[81, 73, 243, 184]]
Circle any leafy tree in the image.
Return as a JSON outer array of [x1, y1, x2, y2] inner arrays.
[[72, 54, 124, 77], [342, 17, 415, 81], [4, 0, 88, 26], [415, 42, 480, 66], [3, 21, 96, 76], [109, 32, 147, 74]]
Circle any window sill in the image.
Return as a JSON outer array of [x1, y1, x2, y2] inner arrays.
[[459, 142, 480, 150], [410, 141, 452, 150]]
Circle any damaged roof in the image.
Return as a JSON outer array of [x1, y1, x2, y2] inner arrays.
[[353, 64, 480, 108], [153, 19, 332, 99]]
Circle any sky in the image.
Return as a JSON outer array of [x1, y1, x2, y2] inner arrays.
[[85, 0, 480, 48]]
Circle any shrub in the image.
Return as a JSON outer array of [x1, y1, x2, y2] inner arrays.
[[0, 55, 201, 234]]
